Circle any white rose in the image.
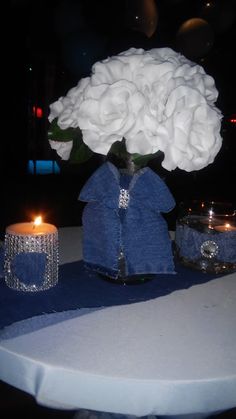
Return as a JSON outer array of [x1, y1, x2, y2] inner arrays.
[[49, 140, 73, 160], [48, 47, 223, 171], [48, 78, 90, 129], [75, 80, 146, 155]]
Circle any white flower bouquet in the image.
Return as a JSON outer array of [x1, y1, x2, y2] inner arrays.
[[48, 47, 223, 172]]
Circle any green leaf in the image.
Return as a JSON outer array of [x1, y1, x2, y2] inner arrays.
[[131, 151, 160, 167], [108, 139, 160, 168], [109, 138, 127, 159], [48, 118, 93, 164], [69, 142, 93, 164], [48, 118, 82, 142]]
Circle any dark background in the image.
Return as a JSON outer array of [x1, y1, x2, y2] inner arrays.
[[2, 0, 236, 235]]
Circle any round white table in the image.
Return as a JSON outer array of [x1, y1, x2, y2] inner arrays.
[[0, 227, 236, 419]]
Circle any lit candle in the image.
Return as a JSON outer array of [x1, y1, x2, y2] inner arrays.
[[214, 223, 236, 232], [6, 216, 57, 236], [4, 216, 59, 292]]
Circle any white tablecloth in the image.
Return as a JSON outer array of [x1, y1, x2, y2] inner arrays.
[[0, 227, 236, 418]]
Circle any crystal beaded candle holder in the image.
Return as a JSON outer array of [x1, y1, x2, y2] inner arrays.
[[175, 201, 236, 274], [4, 223, 59, 292]]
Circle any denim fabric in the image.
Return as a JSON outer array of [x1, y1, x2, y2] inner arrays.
[[79, 162, 176, 278], [11, 252, 47, 286], [0, 260, 221, 332], [176, 224, 236, 262]]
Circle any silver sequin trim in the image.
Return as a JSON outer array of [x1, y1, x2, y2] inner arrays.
[[200, 240, 219, 259], [119, 189, 130, 209]]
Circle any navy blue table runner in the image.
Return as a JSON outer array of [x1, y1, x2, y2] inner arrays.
[[0, 259, 222, 331]]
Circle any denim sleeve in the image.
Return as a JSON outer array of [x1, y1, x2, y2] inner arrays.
[[130, 168, 176, 213], [78, 162, 119, 209]]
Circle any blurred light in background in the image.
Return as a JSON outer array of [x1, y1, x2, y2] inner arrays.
[[28, 160, 60, 175], [32, 106, 43, 118], [175, 17, 214, 59], [125, 0, 158, 38]]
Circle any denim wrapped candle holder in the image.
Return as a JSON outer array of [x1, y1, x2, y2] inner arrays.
[[175, 201, 236, 274], [79, 162, 176, 283], [4, 222, 59, 292]]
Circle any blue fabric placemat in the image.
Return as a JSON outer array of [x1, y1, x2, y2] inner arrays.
[[0, 259, 223, 331]]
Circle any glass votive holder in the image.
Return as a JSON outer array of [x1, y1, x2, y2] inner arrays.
[[175, 201, 236, 274], [4, 222, 59, 292]]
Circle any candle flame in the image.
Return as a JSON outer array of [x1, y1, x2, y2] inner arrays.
[[34, 216, 42, 226], [225, 223, 231, 229]]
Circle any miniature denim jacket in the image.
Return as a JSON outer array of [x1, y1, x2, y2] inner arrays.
[[79, 162, 176, 279]]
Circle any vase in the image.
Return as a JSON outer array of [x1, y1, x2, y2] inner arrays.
[[175, 200, 236, 274], [79, 154, 176, 284]]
